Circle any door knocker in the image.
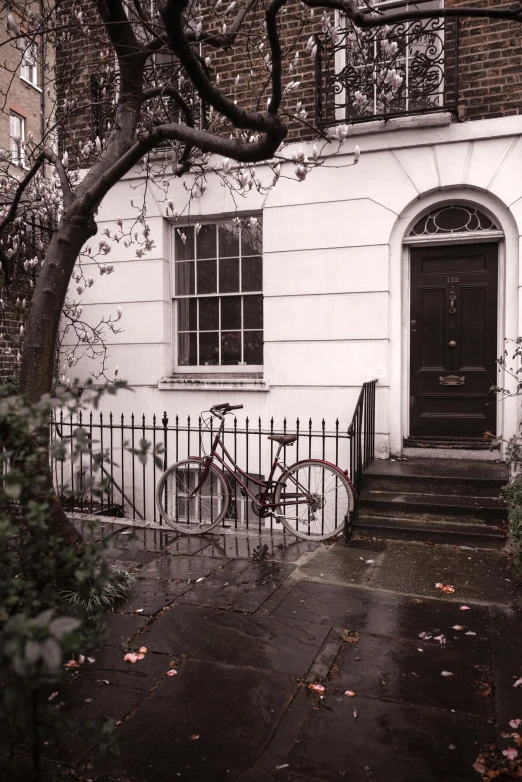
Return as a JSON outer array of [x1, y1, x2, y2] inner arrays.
[[449, 292, 457, 314]]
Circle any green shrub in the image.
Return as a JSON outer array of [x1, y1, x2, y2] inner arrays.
[[0, 382, 153, 779]]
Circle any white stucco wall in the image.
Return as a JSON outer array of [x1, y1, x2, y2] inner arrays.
[[66, 113, 522, 462]]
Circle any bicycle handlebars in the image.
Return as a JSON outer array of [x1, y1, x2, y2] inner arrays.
[[210, 403, 243, 414]]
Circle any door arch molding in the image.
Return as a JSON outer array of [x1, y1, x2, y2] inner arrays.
[[388, 187, 519, 458]]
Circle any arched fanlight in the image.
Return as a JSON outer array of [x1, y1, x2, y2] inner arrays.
[[409, 204, 499, 237]]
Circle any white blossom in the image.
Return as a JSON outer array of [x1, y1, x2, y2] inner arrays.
[[295, 163, 307, 181]]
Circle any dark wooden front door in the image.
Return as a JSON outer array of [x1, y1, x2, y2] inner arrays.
[[410, 243, 498, 439]]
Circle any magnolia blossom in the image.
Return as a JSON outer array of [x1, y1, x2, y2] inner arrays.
[[117, 306, 123, 319], [295, 163, 307, 181], [335, 124, 349, 143]]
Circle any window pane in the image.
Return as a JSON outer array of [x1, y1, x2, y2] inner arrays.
[[221, 331, 241, 365], [243, 295, 263, 330], [241, 222, 262, 255], [178, 298, 197, 331], [219, 257, 239, 293], [199, 297, 219, 330], [219, 221, 239, 257], [196, 224, 216, 259], [221, 296, 241, 330], [176, 227, 195, 260], [244, 331, 263, 365], [175, 261, 195, 295], [241, 256, 262, 292], [178, 332, 197, 366], [197, 259, 217, 295], [199, 332, 219, 365]]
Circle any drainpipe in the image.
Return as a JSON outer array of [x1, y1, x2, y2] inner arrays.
[[39, 0, 45, 147]]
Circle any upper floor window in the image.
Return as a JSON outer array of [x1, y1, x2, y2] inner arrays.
[[10, 112, 25, 167], [316, 0, 457, 125], [20, 38, 38, 88], [174, 219, 263, 371]]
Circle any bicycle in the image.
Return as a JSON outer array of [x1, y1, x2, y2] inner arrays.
[[155, 402, 355, 542]]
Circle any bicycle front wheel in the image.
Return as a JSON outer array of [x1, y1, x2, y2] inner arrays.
[[156, 458, 230, 535], [274, 460, 354, 541]]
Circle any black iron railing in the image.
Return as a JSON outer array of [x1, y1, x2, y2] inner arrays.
[[347, 380, 377, 538], [52, 384, 378, 538], [315, 11, 458, 126], [52, 410, 352, 532]]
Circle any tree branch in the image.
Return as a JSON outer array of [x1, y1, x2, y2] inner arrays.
[[42, 148, 73, 209], [141, 85, 195, 174], [82, 118, 286, 210], [0, 155, 45, 283], [304, 0, 522, 26], [159, 0, 273, 133], [266, 0, 286, 115]]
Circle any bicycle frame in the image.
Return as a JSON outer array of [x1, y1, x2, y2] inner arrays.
[[189, 412, 319, 513]]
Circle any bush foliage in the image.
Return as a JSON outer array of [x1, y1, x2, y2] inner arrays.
[[0, 383, 142, 779]]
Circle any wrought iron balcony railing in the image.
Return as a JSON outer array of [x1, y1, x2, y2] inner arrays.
[[315, 13, 458, 126]]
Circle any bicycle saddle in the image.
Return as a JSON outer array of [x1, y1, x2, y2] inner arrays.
[[267, 434, 298, 445]]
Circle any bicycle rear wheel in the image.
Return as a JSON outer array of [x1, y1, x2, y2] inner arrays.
[[274, 460, 354, 541], [156, 458, 230, 535]]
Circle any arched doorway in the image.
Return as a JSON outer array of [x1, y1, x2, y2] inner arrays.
[[403, 203, 504, 443]]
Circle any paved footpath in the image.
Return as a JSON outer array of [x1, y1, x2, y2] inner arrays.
[[26, 519, 522, 781]]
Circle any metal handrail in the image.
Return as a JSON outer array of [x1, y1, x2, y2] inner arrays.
[[347, 380, 377, 538]]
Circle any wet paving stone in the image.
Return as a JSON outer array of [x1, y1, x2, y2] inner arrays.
[[490, 605, 522, 733], [331, 633, 494, 717], [77, 647, 172, 691], [143, 603, 330, 676], [71, 516, 122, 540], [285, 694, 493, 781], [43, 677, 144, 767], [116, 577, 194, 615], [103, 541, 161, 565], [272, 581, 491, 652], [297, 544, 382, 583], [164, 534, 214, 555], [103, 612, 149, 647], [369, 542, 515, 604], [178, 560, 296, 612], [139, 553, 226, 581], [108, 659, 296, 782], [195, 534, 319, 562], [108, 526, 172, 552]]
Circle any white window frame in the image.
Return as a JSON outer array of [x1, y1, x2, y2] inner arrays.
[[20, 37, 40, 90], [334, 0, 444, 122], [10, 112, 25, 168], [172, 217, 263, 375]]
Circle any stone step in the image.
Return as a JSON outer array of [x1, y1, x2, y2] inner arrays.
[[354, 457, 509, 547], [363, 458, 508, 498], [353, 514, 507, 549], [358, 490, 507, 525]]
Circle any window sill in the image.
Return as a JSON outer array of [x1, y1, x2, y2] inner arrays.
[[158, 375, 270, 392], [328, 111, 453, 138], [20, 76, 42, 92]]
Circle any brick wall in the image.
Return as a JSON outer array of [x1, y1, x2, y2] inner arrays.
[[57, 1, 522, 152], [0, 3, 53, 385], [449, 0, 522, 121]]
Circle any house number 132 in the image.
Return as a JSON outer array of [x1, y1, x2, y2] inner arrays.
[[447, 276, 460, 283]]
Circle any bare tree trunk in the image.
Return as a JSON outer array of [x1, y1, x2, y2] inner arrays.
[[19, 208, 97, 548]]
